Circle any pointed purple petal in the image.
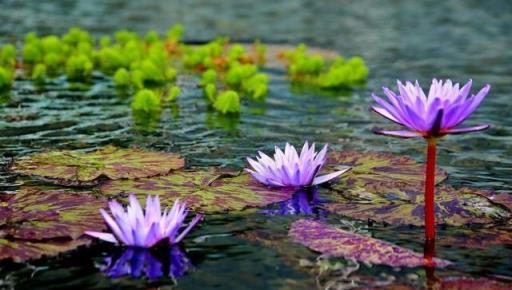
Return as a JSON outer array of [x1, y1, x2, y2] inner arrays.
[[174, 214, 203, 244], [445, 124, 490, 134], [373, 129, 423, 138], [312, 167, 351, 185], [85, 231, 118, 244]]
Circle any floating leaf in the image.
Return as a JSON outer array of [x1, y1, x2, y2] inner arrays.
[[376, 276, 512, 290], [289, 219, 450, 268], [437, 227, 512, 249], [0, 187, 106, 262], [325, 184, 511, 226], [99, 168, 294, 212], [0, 239, 89, 263], [326, 151, 447, 190], [10, 145, 184, 185]]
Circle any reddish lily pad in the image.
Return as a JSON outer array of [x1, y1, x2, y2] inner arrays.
[[99, 168, 294, 212], [0, 187, 106, 262], [10, 145, 184, 185], [0, 187, 106, 240], [376, 276, 512, 290], [325, 184, 511, 226], [326, 151, 447, 190], [0, 239, 90, 263], [289, 219, 450, 268], [437, 227, 512, 249]]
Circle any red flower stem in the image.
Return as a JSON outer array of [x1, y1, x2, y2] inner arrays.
[[424, 138, 437, 263]]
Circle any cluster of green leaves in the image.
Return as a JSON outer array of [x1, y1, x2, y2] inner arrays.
[[0, 24, 273, 116], [192, 42, 269, 114], [0, 44, 16, 90], [20, 28, 96, 82], [280, 44, 369, 88]]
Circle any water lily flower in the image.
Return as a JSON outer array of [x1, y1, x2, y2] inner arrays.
[[246, 141, 350, 187], [85, 195, 203, 248], [372, 79, 490, 138], [371, 79, 490, 265]]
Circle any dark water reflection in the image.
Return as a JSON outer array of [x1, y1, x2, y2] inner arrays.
[[0, 0, 511, 289]]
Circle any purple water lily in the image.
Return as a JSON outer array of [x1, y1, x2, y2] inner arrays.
[[371, 78, 491, 266], [246, 141, 350, 187], [85, 195, 203, 248], [101, 246, 192, 280], [372, 79, 490, 138]]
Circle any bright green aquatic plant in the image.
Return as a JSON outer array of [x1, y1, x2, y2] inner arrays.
[[201, 69, 217, 86], [279, 44, 368, 89], [113, 68, 131, 87], [0, 44, 16, 68], [214, 90, 240, 114], [166, 86, 181, 102], [65, 54, 93, 81], [204, 83, 217, 103], [131, 89, 161, 113], [0, 67, 13, 90], [242, 73, 268, 100], [62, 27, 93, 47], [31, 63, 47, 85]]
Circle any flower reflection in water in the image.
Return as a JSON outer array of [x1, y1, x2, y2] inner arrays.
[[101, 245, 192, 280], [261, 188, 325, 216]]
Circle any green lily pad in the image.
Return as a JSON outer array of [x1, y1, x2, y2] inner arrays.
[[325, 184, 511, 226], [10, 145, 185, 186], [99, 168, 295, 212], [0, 187, 106, 262], [326, 151, 447, 190], [289, 219, 450, 268]]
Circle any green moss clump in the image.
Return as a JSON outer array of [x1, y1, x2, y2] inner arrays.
[[201, 69, 217, 86], [144, 30, 160, 44], [31, 63, 47, 84], [242, 73, 268, 100], [113, 68, 130, 87], [131, 89, 161, 113], [214, 90, 240, 114], [43, 53, 61, 74], [65, 54, 93, 81], [0, 67, 13, 90], [167, 24, 184, 42], [22, 42, 43, 64], [1, 44, 16, 68], [280, 44, 369, 88], [225, 63, 257, 89], [166, 86, 180, 102], [204, 83, 217, 103], [62, 27, 92, 46]]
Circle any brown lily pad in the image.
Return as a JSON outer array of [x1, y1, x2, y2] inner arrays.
[[325, 184, 511, 226], [375, 276, 512, 290], [99, 168, 294, 212], [10, 145, 184, 186], [289, 219, 450, 268], [326, 151, 447, 190], [0, 187, 106, 262], [0, 238, 90, 263]]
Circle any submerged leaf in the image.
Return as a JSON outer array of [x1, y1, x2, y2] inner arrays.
[[0, 187, 106, 262], [10, 145, 184, 185], [289, 219, 450, 268], [325, 184, 511, 226], [100, 168, 294, 212]]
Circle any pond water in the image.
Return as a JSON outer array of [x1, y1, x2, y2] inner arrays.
[[0, 0, 511, 289]]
